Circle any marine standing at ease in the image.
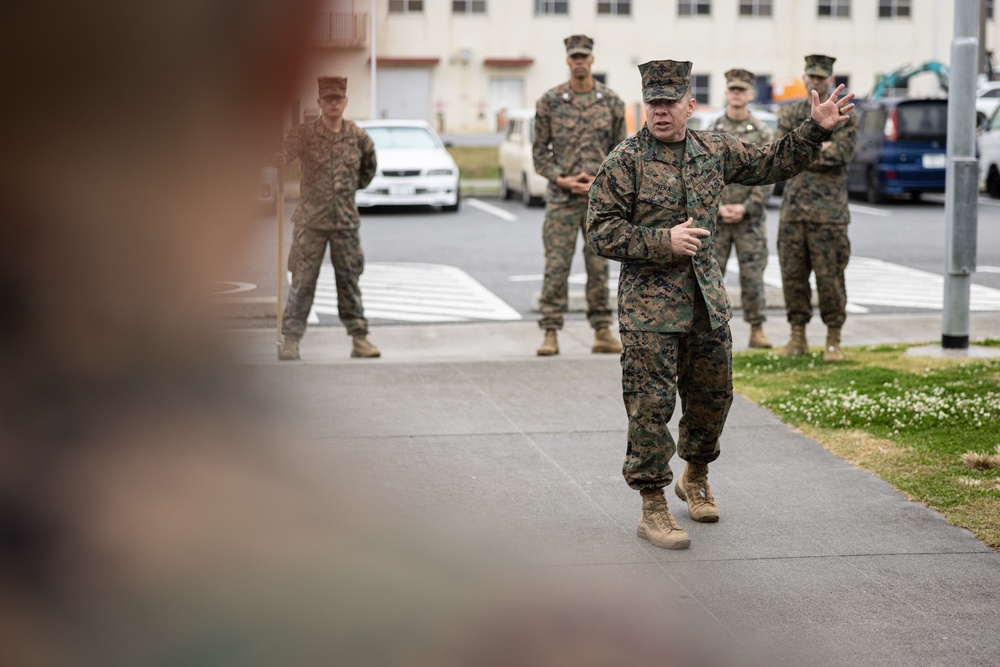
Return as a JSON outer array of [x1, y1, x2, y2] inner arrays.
[[711, 68, 776, 349], [588, 60, 855, 550], [532, 35, 627, 356], [776, 54, 858, 362], [274, 76, 381, 360]]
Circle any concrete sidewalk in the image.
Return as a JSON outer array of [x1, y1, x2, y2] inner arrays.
[[228, 313, 1000, 666]]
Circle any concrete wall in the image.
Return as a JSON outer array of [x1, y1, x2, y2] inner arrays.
[[296, 0, 997, 132]]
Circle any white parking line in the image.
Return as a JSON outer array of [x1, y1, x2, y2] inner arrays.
[[465, 198, 519, 222], [848, 204, 892, 217]]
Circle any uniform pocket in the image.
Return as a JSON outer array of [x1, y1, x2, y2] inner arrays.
[[637, 173, 681, 208], [621, 331, 677, 396]]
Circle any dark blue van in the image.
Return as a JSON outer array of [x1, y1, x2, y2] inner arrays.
[[846, 98, 947, 204]]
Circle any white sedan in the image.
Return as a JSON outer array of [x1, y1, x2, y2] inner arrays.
[[355, 119, 460, 212]]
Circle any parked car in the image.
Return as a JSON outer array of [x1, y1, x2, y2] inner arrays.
[[498, 109, 547, 207], [978, 103, 1000, 197], [355, 119, 460, 212], [846, 97, 947, 204], [976, 81, 1000, 128]]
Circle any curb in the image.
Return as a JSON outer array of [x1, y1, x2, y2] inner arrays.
[[212, 296, 276, 319], [211, 285, 799, 322], [533, 285, 800, 313]]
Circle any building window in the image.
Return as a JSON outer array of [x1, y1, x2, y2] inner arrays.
[[834, 75, 850, 91], [692, 74, 710, 104], [597, 0, 631, 15], [754, 73, 772, 102], [389, 0, 423, 12], [878, 0, 910, 18], [739, 0, 772, 17], [535, 0, 569, 14], [678, 0, 711, 16], [818, 0, 850, 17], [453, 0, 486, 13]]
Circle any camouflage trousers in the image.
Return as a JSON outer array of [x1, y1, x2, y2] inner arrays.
[[777, 221, 850, 328], [712, 218, 769, 325], [620, 298, 733, 492], [539, 198, 612, 330], [282, 225, 368, 339]]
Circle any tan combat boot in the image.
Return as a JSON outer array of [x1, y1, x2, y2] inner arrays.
[[675, 462, 719, 523], [777, 324, 809, 356], [748, 324, 773, 349], [278, 337, 300, 361], [351, 335, 381, 358], [536, 329, 558, 356], [637, 489, 691, 550], [592, 326, 623, 354], [823, 326, 843, 362]]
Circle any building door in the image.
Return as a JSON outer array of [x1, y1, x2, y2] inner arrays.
[[489, 77, 524, 131], [376, 68, 432, 121]]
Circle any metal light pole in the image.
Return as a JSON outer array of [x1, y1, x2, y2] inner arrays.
[[370, 0, 377, 119], [942, 0, 980, 349]]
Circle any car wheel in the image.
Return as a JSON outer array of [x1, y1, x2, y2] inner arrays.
[[521, 175, 533, 206], [987, 166, 1000, 199], [498, 169, 512, 200], [522, 175, 543, 207], [443, 187, 461, 213], [866, 168, 887, 205]]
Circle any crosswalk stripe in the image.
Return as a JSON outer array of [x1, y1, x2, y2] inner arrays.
[[305, 262, 522, 324], [551, 256, 1000, 313], [752, 255, 1000, 312]]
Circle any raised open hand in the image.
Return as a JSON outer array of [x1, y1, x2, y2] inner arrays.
[[811, 84, 855, 130]]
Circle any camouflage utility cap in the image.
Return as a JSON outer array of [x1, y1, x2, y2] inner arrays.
[[564, 35, 593, 56], [804, 54, 835, 78], [639, 60, 692, 102], [318, 76, 347, 99], [725, 68, 754, 90]]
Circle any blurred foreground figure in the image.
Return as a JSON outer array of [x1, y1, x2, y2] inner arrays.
[[0, 4, 769, 666]]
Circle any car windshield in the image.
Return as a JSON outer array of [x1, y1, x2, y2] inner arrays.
[[365, 126, 440, 149], [896, 102, 948, 140]]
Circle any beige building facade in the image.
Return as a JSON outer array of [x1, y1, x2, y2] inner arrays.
[[300, 0, 996, 133]]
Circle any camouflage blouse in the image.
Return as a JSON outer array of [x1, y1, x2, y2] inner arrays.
[[533, 80, 627, 204], [776, 98, 857, 224], [587, 120, 830, 333], [284, 118, 377, 231], [711, 112, 776, 225]]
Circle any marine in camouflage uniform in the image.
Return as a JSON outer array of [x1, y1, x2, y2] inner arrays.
[[587, 59, 854, 549], [277, 76, 380, 360], [776, 54, 857, 362], [532, 34, 627, 356], [710, 68, 775, 348]]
